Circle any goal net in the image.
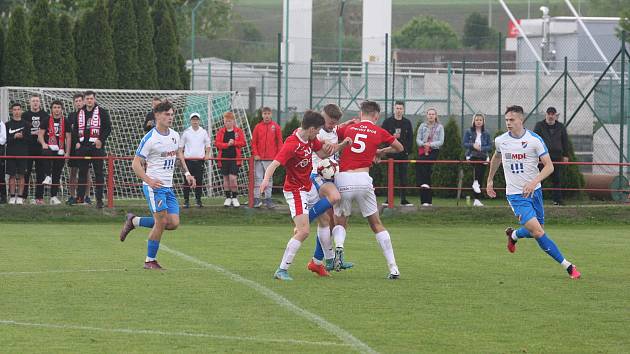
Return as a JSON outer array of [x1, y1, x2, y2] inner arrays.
[[0, 87, 252, 200]]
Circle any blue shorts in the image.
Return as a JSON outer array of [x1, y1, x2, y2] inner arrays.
[[143, 185, 179, 215], [506, 188, 544, 225], [310, 173, 333, 192]]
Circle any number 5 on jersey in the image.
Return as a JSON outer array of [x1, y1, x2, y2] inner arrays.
[[351, 133, 367, 153]]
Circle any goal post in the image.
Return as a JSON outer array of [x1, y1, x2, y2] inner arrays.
[[0, 87, 252, 200]]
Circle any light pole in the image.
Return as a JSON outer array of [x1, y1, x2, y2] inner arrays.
[[191, 0, 207, 90]]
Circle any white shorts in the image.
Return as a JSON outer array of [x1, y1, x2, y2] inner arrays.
[[333, 171, 378, 217], [283, 184, 320, 218]]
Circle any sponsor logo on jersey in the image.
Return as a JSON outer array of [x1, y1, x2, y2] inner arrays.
[[509, 153, 527, 160], [296, 158, 310, 168], [160, 150, 177, 157]]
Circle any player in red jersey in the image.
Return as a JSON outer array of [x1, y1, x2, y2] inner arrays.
[[260, 110, 351, 281], [333, 100, 404, 279]]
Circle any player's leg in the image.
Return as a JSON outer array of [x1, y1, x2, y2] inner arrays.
[[120, 184, 157, 241], [164, 188, 181, 230], [360, 180, 400, 279], [145, 210, 167, 269], [275, 190, 310, 280]]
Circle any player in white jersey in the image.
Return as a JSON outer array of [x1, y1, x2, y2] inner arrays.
[[119, 101, 196, 270], [487, 105, 581, 279], [306, 104, 354, 276]]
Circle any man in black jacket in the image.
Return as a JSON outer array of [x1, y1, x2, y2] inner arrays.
[[73, 91, 112, 208], [21, 95, 49, 203], [381, 101, 414, 206], [143, 96, 162, 132], [534, 107, 570, 205]]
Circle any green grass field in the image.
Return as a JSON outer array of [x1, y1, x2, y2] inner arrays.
[[1, 214, 629, 353]]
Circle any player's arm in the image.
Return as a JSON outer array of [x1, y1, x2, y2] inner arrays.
[[485, 152, 502, 198], [316, 137, 351, 159], [376, 139, 404, 157], [177, 148, 196, 188], [37, 128, 48, 149], [132, 156, 163, 189], [523, 153, 554, 198], [259, 160, 281, 193]]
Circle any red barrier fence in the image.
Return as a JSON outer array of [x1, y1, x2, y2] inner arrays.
[[1, 155, 629, 208]]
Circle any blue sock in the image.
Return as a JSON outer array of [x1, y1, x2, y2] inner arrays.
[[309, 198, 333, 223], [139, 217, 154, 228], [515, 227, 532, 239], [147, 240, 160, 259], [535, 234, 565, 263], [313, 234, 325, 261]]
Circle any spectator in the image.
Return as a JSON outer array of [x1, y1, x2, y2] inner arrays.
[[381, 100, 414, 206], [251, 107, 283, 208], [143, 96, 162, 132], [179, 112, 211, 208], [463, 113, 493, 207], [0, 114, 6, 204], [73, 90, 112, 208], [38, 100, 72, 205], [215, 111, 246, 208], [415, 108, 444, 207], [67, 93, 93, 205], [21, 94, 49, 204], [534, 107, 570, 205], [5, 103, 30, 205]]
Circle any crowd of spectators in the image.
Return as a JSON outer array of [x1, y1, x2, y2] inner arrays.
[[0, 95, 569, 208]]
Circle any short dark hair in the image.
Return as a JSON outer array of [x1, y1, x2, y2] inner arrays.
[[84, 90, 96, 97], [322, 103, 342, 120], [505, 105, 524, 115], [394, 100, 405, 107], [152, 96, 162, 102], [30, 94, 40, 100], [50, 100, 63, 109], [301, 110, 325, 129], [73, 93, 84, 100], [261, 106, 272, 113], [154, 100, 174, 113], [360, 100, 380, 116], [10, 102, 22, 109]]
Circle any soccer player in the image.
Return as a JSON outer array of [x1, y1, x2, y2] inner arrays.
[[333, 100, 404, 279], [307, 103, 354, 276], [37, 100, 72, 205], [5, 103, 31, 205], [260, 110, 350, 281], [21, 94, 49, 204], [486, 105, 581, 279], [119, 101, 196, 269]]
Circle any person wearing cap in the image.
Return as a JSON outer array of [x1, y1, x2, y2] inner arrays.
[[534, 107, 570, 205], [215, 111, 246, 207], [179, 112, 211, 208]]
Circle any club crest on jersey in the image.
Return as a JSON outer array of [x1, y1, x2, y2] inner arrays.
[[171, 137, 177, 144], [521, 141, 528, 148]]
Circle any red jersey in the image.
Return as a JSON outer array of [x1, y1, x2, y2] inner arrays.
[[337, 120, 395, 171], [274, 130, 323, 191]]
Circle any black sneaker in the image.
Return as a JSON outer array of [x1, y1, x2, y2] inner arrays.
[[387, 273, 400, 280], [400, 199, 414, 206]]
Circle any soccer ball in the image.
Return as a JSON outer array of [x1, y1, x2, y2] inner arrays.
[[317, 158, 338, 180]]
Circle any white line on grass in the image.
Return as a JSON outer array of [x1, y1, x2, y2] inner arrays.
[[161, 245, 378, 354], [0, 319, 350, 348], [0, 267, 207, 276]]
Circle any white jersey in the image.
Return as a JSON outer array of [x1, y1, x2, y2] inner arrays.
[[135, 128, 180, 188], [180, 126, 211, 158], [311, 127, 338, 173], [495, 129, 548, 195]]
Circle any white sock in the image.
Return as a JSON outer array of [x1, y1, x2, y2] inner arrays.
[[375, 230, 399, 275], [279, 238, 302, 270], [318, 226, 334, 260], [312, 258, 323, 265], [332, 225, 346, 248], [510, 230, 518, 241], [145, 256, 155, 262], [132, 217, 141, 227], [561, 259, 571, 270]]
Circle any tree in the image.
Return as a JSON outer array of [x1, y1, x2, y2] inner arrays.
[[45, 13, 65, 87], [75, 0, 117, 88], [462, 12, 498, 50], [153, 0, 181, 89], [0, 23, 5, 86], [58, 13, 78, 87], [134, 0, 158, 89], [432, 118, 464, 198], [3, 7, 36, 86], [393, 16, 460, 50], [112, 0, 140, 88], [29, 0, 57, 86]]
